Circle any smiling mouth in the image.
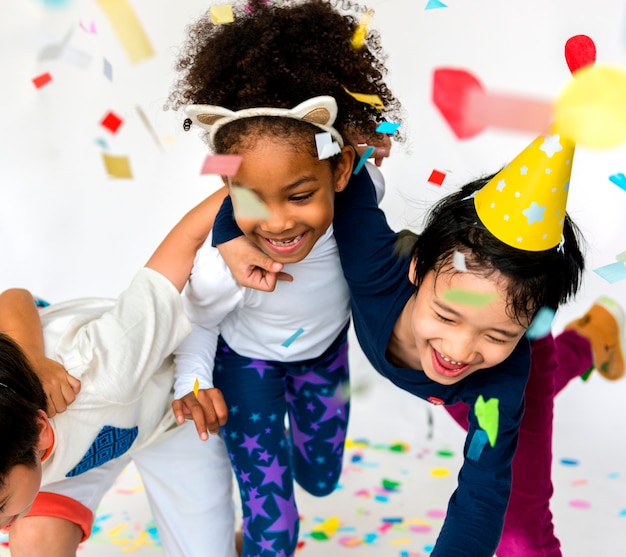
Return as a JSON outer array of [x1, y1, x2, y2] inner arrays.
[[265, 233, 304, 247], [432, 349, 471, 378]]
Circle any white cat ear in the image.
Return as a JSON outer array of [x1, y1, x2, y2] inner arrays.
[[184, 104, 236, 129], [289, 96, 338, 127]]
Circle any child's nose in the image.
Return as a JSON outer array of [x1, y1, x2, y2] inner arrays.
[[260, 208, 294, 233]]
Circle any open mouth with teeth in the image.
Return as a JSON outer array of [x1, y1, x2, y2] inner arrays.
[[263, 233, 305, 253], [431, 348, 471, 378]]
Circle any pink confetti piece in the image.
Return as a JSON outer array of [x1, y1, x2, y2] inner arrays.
[[201, 154, 243, 176], [569, 499, 591, 509]]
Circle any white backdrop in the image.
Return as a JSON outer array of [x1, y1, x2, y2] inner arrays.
[[1, 0, 626, 547]]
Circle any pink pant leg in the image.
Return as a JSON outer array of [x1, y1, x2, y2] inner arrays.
[[445, 331, 592, 557]]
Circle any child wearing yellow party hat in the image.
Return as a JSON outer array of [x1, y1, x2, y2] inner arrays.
[[210, 121, 623, 556]]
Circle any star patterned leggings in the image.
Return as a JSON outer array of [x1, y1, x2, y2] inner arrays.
[[213, 325, 350, 557]]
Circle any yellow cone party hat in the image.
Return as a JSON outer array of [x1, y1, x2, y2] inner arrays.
[[474, 127, 575, 251]]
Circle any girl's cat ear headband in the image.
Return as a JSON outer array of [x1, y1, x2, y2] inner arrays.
[[184, 95, 344, 149]]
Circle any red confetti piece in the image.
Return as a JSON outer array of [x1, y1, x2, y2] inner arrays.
[[427, 169, 446, 186], [100, 111, 123, 134], [32, 72, 52, 89], [564, 35, 596, 75]]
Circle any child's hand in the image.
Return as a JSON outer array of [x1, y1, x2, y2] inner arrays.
[[32, 356, 81, 417], [171, 388, 228, 441], [346, 130, 393, 167], [217, 236, 293, 292]]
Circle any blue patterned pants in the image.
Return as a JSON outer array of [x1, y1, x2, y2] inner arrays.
[[213, 325, 350, 557]]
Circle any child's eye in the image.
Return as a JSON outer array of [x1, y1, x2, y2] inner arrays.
[[435, 312, 454, 324], [290, 192, 314, 202], [486, 335, 507, 344]]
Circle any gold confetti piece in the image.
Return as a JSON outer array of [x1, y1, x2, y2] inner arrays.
[[343, 87, 384, 109], [429, 467, 451, 478], [95, 0, 154, 64], [107, 523, 128, 536], [390, 537, 412, 545], [135, 106, 163, 151], [312, 516, 340, 536], [210, 4, 234, 24], [102, 153, 133, 179], [351, 10, 373, 49], [193, 377, 200, 397]]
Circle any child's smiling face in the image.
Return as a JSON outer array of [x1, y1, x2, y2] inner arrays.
[[228, 134, 353, 265], [401, 262, 529, 385]]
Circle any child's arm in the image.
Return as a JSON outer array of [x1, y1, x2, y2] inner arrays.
[[145, 186, 230, 292], [0, 288, 81, 416]]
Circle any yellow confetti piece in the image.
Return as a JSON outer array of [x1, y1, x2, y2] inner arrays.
[[351, 10, 373, 49], [429, 467, 450, 478], [313, 516, 341, 537], [210, 4, 234, 24], [474, 395, 499, 447], [345, 438, 370, 448], [554, 64, 626, 148], [193, 377, 200, 397], [94, 0, 154, 64], [390, 537, 412, 545], [107, 523, 129, 536], [343, 87, 384, 109], [231, 185, 270, 220], [102, 153, 133, 179]]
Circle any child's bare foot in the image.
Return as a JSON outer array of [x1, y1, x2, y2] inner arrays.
[[564, 296, 625, 380]]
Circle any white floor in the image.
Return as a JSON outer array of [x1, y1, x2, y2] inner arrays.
[[3, 337, 625, 557]]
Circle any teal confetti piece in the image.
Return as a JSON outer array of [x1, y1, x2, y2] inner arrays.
[[593, 261, 626, 284], [375, 121, 400, 134], [609, 172, 626, 191], [467, 429, 489, 461], [282, 328, 304, 347], [526, 307, 555, 339], [353, 146, 375, 174]]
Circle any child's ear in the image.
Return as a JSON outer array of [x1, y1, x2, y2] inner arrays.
[[35, 410, 54, 456], [408, 256, 419, 286], [334, 146, 355, 192]]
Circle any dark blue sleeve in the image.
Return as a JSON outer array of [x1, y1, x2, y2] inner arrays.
[[212, 195, 243, 246], [431, 339, 530, 556]]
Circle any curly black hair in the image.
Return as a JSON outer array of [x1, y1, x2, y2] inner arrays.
[[167, 0, 404, 144]]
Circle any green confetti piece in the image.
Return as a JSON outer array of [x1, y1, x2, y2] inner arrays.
[[389, 442, 409, 452], [382, 478, 401, 490], [442, 288, 499, 307], [310, 531, 329, 540], [436, 449, 454, 458], [474, 395, 499, 447]]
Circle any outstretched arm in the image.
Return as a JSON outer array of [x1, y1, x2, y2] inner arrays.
[[145, 186, 229, 292], [0, 288, 80, 416]]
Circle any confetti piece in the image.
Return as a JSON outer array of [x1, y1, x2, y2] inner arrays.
[[95, 0, 155, 64], [565, 35, 596, 75], [616, 251, 626, 262], [352, 146, 375, 175], [315, 132, 341, 160], [526, 307, 555, 339], [429, 467, 450, 477], [569, 499, 591, 509], [474, 395, 499, 447], [376, 121, 401, 134], [103, 57, 113, 81], [427, 169, 446, 186], [560, 458, 579, 466], [351, 10, 372, 49], [32, 72, 52, 89], [382, 478, 401, 491], [389, 442, 409, 452], [425, 0, 447, 9], [282, 328, 305, 347], [100, 111, 123, 134], [436, 448, 454, 457], [135, 106, 163, 151], [442, 288, 499, 307], [593, 261, 626, 283], [426, 509, 446, 520], [80, 20, 98, 33], [231, 185, 270, 220], [193, 378, 199, 397], [201, 154, 243, 177], [38, 27, 73, 61], [609, 173, 626, 191], [338, 536, 362, 547], [554, 64, 626, 148], [210, 4, 234, 24], [452, 250, 466, 271], [390, 537, 412, 545], [432, 68, 552, 139], [101, 153, 132, 178], [467, 429, 489, 461], [343, 87, 384, 109]]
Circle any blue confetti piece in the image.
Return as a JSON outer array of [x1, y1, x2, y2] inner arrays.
[[593, 261, 626, 284], [467, 429, 489, 461], [559, 458, 579, 466], [353, 146, 375, 175], [375, 121, 401, 134], [526, 307, 555, 339], [609, 172, 626, 191], [282, 328, 304, 347]]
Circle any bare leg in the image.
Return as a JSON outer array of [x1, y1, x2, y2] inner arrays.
[[9, 515, 83, 557]]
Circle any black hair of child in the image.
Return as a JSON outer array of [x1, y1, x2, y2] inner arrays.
[[166, 0, 404, 145], [409, 174, 586, 325], [0, 333, 47, 484]]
